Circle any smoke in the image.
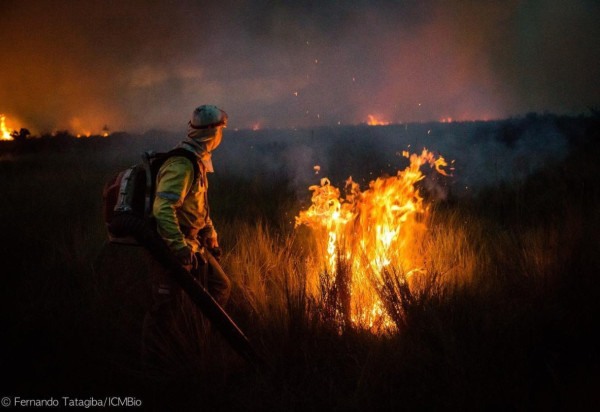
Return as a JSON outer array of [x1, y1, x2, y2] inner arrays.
[[210, 116, 571, 200], [0, 0, 598, 133], [90, 115, 574, 202]]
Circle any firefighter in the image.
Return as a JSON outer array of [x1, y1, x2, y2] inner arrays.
[[142, 105, 231, 373]]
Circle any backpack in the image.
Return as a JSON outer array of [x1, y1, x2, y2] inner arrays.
[[103, 148, 200, 243]]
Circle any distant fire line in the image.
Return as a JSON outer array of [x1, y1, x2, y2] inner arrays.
[[0, 114, 111, 139]]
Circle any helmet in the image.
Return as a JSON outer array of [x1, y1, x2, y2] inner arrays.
[[190, 105, 228, 130]]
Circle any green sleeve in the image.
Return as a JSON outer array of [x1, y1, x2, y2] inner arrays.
[[152, 157, 195, 252]]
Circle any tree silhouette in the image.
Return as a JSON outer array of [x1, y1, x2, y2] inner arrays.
[[11, 128, 31, 142]]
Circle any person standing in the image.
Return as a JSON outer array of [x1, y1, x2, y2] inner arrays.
[[142, 105, 231, 373]]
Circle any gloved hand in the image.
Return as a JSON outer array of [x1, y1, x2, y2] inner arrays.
[[203, 236, 219, 249], [202, 237, 222, 261], [209, 246, 222, 261], [174, 247, 195, 272]]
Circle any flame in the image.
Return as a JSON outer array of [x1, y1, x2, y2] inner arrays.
[[296, 149, 448, 332], [367, 114, 390, 126], [70, 117, 110, 138], [1, 114, 109, 139], [1, 114, 15, 140]]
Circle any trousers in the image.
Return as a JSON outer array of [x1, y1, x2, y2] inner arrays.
[[140, 249, 231, 375]]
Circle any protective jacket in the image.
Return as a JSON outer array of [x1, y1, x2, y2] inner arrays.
[[152, 139, 216, 255]]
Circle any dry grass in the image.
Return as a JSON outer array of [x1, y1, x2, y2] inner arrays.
[[2, 125, 599, 410]]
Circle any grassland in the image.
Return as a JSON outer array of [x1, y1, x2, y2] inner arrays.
[[1, 116, 599, 410]]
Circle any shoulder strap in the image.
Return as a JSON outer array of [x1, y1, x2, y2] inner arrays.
[[165, 148, 201, 182], [144, 148, 202, 216]]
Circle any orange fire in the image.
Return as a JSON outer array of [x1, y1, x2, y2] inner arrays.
[[73, 121, 110, 138], [1, 114, 15, 140], [367, 114, 390, 126], [296, 149, 448, 332]]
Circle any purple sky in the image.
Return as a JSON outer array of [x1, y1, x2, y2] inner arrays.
[[1, 0, 598, 134]]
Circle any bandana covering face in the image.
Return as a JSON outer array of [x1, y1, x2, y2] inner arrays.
[[178, 135, 216, 173], [187, 122, 216, 141], [183, 105, 227, 172]]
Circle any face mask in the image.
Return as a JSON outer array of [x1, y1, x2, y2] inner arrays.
[[206, 127, 223, 153]]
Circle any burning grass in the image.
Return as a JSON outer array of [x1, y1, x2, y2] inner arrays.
[[2, 121, 599, 410], [294, 149, 451, 332]]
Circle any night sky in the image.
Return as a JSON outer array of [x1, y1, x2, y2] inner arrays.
[[1, 0, 599, 134]]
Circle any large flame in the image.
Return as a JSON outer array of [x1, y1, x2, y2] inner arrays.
[[1, 114, 15, 140], [296, 149, 448, 331]]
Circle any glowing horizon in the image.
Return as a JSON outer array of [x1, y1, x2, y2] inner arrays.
[[1, 1, 597, 133]]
